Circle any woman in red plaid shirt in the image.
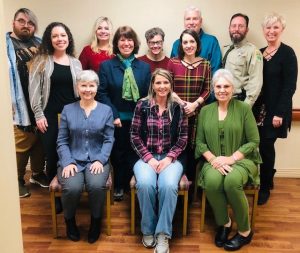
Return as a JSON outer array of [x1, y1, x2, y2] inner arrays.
[[167, 29, 211, 185]]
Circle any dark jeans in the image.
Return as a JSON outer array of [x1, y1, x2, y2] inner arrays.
[[40, 113, 59, 181], [259, 133, 277, 191], [110, 120, 137, 191]]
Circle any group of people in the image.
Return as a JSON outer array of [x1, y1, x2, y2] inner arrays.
[[7, 4, 297, 253]]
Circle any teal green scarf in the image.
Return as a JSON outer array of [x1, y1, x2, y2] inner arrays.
[[117, 54, 140, 102]]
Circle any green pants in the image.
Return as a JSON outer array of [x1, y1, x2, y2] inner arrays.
[[203, 164, 252, 232]]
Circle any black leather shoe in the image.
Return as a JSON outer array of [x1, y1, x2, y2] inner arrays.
[[88, 216, 101, 244], [224, 231, 253, 251], [215, 225, 232, 247], [65, 217, 80, 241], [258, 190, 270, 205]]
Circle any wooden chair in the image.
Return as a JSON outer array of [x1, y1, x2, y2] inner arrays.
[[200, 184, 259, 232], [49, 172, 113, 238], [130, 174, 191, 236]]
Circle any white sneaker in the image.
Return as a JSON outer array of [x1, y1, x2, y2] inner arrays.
[[142, 234, 156, 248], [154, 233, 169, 253]]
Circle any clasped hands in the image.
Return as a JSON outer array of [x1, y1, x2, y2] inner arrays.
[[148, 157, 172, 174], [211, 156, 235, 175], [62, 161, 104, 178]]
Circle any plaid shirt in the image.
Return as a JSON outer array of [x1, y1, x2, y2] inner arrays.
[[167, 58, 211, 146], [167, 57, 211, 103], [130, 99, 188, 162]]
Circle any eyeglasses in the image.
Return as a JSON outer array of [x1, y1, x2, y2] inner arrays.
[[15, 18, 35, 28], [148, 40, 163, 47]]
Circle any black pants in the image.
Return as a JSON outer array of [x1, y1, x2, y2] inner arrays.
[[110, 121, 137, 191], [259, 134, 277, 191], [40, 114, 59, 181]]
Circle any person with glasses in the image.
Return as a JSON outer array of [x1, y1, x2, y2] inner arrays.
[[195, 69, 261, 251], [138, 27, 169, 73], [6, 8, 48, 198], [223, 13, 263, 107], [79, 17, 114, 72]]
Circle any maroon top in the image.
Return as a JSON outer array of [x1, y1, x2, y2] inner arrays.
[[138, 55, 169, 73], [79, 45, 114, 72]]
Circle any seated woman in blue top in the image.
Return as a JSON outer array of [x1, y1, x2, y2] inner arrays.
[[97, 26, 151, 201], [57, 70, 114, 243], [130, 68, 188, 253]]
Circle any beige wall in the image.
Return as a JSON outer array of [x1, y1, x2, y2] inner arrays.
[[2, 1, 300, 182], [0, 0, 23, 252]]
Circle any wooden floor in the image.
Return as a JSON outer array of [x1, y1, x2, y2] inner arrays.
[[20, 177, 300, 253]]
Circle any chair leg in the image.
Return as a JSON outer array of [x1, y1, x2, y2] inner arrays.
[[106, 189, 111, 236], [182, 190, 188, 236], [50, 191, 58, 238], [251, 190, 258, 231], [200, 190, 206, 232], [193, 163, 200, 202], [131, 188, 136, 234]]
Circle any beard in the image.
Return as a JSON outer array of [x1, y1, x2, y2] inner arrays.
[[13, 26, 34, 41], [230, 32, 246, 44]]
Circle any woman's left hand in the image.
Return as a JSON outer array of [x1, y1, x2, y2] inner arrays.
[[156, 157, 172, 174], [211, 156, 235, 168], [183, 102, 198, 116], [90, 161, 104, 174], [272, 116, 283, 128], [217, 164, 233, 175]]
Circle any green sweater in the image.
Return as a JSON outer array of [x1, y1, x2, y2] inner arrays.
[[195, 99, 261, 186]]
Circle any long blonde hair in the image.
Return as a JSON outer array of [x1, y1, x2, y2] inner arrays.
[[90, 16, 113, 55]]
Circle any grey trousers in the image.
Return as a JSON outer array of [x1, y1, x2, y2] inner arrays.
[[57, 163, 109, 219]]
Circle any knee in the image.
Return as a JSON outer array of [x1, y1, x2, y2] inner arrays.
[[63, 181, 83, 196], [137, 180, 156, 192], [224, 175, 243, 193], [159, 182, 178, 194]]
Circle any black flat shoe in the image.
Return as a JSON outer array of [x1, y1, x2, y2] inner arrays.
[[65, 217, 80, 242], [215, 225, 232, 247], [224, 231, 253, 251], [258, 190, 270, 205], [88, 216, 101, 244]]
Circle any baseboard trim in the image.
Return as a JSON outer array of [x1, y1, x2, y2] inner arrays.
[[276, 168, 300, 178]]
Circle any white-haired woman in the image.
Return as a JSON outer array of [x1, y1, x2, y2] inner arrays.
[[57, 70, 114, 243], [79, 17, 114, 72], [253, 13, 298, 205], [130, 68, 188, 253], [195, 69, 261, 251]]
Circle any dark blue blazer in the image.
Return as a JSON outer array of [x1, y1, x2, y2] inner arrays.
[[97, 56, 151, 119]]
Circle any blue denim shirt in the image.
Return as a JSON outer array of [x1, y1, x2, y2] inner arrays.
[[57, 101, 114, 171]]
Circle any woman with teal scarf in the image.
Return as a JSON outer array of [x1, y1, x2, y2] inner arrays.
[[195, 69, 261, 251], [97, 26, 151, 201]]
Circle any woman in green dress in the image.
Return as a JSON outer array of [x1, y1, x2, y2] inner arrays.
[[195, 69, 261, 251]]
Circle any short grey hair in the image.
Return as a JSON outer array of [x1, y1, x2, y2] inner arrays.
[[14, 8, 38, 31], [212, 69, 235, 89], [184, 5, 202, 19], [145, 27, 165, 41], [262, 12, 286, 29], [76, 70, 99, 86]]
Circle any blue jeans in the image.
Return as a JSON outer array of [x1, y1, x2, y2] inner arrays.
[[133, 154, 183, 238]]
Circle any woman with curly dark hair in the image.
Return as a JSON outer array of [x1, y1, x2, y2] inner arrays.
[[29, 22, 82, 212]]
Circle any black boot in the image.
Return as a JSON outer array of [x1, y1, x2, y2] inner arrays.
[[65, 217, 80, 241], [88, 216, 101, 244], [215, 225, 232, 247]]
